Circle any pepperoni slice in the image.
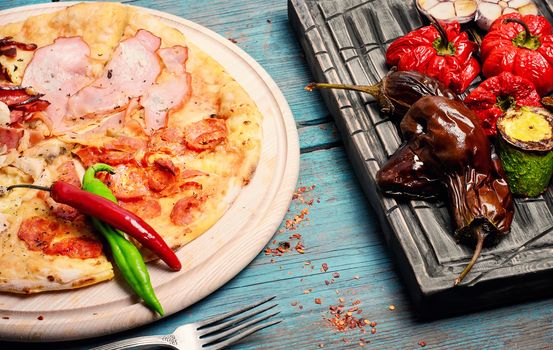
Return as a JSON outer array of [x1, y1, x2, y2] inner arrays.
[[50, 161, 81, 219], [170, 196, 204, 226], [105, 136, 147, 152], [106, 165, 149, 200], [183, 118, 227, 152], [75, 146, 136, 168], [17, 217, 59, 251], [74, 146, 102, 168], [56, 161, 80, 187], [44, 237, 103, 259], [147, 159, 180, 194], [119, 198, 162, 219], [146, 128, 185, 157]]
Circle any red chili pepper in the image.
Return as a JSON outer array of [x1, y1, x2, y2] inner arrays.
[[464, 72, 542, 136], [385, 19, 480, 94], [6, 182, 181, 271], [481, 13, 553, 96]]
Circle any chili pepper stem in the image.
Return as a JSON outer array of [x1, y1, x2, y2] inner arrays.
[[454, 231, 485, 286], [5, 184, 51, 192], [305, 82, 381, 97]]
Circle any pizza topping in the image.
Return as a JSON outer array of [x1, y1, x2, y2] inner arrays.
[[0, 84, 50, 124], [158, 46, 188, 75], [0, 126, 23, 150], [49, 161, 82, 220], [170, 196, 204, 226], [17, 216, 58, 251], [67, 29, 162, 119], [119, 198, 162, 219], [44, 236, 103, 259], [21, 37, 92, 133], [147, 158, 181, 195], [0, 37, 37, 82], [142, 46, 192, 134], [142, 73, 192, 133], [183, 118, 228, 151], [105, 164, 149, 200]]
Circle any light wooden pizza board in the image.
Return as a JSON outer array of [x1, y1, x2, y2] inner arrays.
[[0, 2, 299, 341]]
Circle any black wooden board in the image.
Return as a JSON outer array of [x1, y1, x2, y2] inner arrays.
[[289, 0, 553, 318]]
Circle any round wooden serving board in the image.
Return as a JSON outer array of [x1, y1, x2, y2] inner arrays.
[[0, 2, 299, 342]]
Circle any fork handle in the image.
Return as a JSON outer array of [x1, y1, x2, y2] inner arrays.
[[90, 335, 178, 350]]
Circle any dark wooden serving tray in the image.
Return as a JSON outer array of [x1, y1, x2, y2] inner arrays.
[[289, 0, 553, 318]]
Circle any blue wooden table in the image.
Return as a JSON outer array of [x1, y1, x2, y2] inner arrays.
[[1, 1, 552, 349]]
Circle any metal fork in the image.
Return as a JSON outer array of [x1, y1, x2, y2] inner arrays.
[[92, 296, 281, 350]]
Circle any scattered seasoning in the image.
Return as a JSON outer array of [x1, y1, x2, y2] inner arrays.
[[332, 272, 340, 279], [419, 341, 427, 347], [321, 263, 329, 272], [354, 275, 360, 280], [264, 185, 316, 257], [267, 19, 272, 24], [291, 301, 298, 307], [1, 316, 8, 320], [37, 315, 44, 320], [228, 38, 238, 43], [315, 298, 322, 304], [388, 305, 396, 311], [303, 289, 312, 294], [325, 297, 378, 335], [107, 69, 113, 79]]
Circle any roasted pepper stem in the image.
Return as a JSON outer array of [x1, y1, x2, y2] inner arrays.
[[454, 229, 485, 286], [505, 18, 541, 51], [429, 17, 456, 56]]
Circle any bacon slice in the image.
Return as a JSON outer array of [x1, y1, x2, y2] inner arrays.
[[119, 198, 162, 219], [0, 126, 23, 150], [67, 30, 162, 119], [44, 237, 102, 259], [141, 46, 192, 134], [17, 216, 59, 251], [0, 84, 50, 124], [21, 37, 92, 132], [183, 118, 228, 151], [170, 196, 204, 226]]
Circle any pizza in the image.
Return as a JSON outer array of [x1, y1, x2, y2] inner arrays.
[[0, 2, 263, 293]]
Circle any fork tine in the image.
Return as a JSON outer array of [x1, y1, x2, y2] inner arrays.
[[205, 318, 283, 350], [196, 295, 276, 328], [198, 303, 277, 337], [202, 311, 280, 346]]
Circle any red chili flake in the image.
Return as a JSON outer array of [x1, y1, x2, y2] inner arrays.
[[291, 301, 298, 307], [370, 321, 377, 327], [332, 272, 340, 278], [321, 263, 329, 272], [290, 233, 302, 240], [37, 315, 44, 320], [228, 38, 238, 43], [371, 328, 376, 334], [1, 316, 8, 319], [303, 289, 312, 294], [295, 241, 305, 254], [419, 341, 427, 347], [318, 343, 324, 348], [324, 280, 331, 286], [315, 298, 322, 304]]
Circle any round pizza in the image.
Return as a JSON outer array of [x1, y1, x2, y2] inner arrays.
[[0, 3, 262, 293]]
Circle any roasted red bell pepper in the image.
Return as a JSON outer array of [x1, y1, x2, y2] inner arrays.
[[386, 20, 480, 94], [464, 72, 542, 136], [481, 13, 553, 96]]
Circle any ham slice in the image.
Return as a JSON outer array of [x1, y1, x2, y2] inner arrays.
[[21, 37, 92, 133], [141, 46, 192, 134], [67, 30, 162, 119]]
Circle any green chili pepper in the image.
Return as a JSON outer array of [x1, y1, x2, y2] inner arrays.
[[82, 163, 164, 316]]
